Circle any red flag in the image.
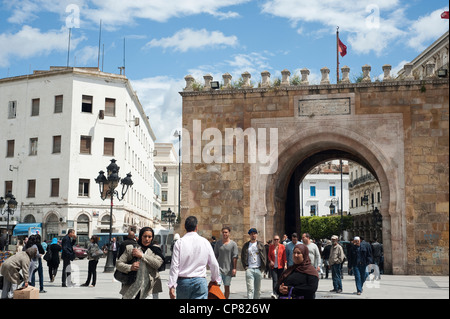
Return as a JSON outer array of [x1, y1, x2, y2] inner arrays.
[[338, 39, 347, 57], [441, 11, 449, 19]]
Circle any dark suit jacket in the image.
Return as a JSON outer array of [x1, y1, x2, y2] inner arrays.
[[61, 235, 75, 261]]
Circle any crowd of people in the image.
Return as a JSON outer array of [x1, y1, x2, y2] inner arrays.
[[0, 216, 384, 300]]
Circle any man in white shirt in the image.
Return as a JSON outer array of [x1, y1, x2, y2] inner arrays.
[[168, 216, 221, 299]]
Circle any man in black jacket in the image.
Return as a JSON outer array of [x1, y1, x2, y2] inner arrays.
[[61, 229, 76, 287], [347, 236, 373, 295]]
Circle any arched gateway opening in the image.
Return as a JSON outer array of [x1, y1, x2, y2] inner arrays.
[[251, 124, 407, 275], [284, 150, 367, 237]]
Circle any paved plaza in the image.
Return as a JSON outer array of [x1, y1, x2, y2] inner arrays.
[[22, 257, 447, 300]]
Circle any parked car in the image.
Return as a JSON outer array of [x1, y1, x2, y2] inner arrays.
[[73, 245, 88, 259]]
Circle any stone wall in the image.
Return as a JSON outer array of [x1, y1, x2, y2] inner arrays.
[[178, 65, 449, 275]]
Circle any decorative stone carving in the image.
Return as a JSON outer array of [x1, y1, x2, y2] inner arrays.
[[341, 66, 350, 83], [320, 67, 330, 84], [382, 64, 393, 81], [281, 69, 290, 86], [222, 73, 232, 89], [300, 68, 310, 85], [403, 63, 415, 81], [261, 71, 271, 88], [362, 64, 371, 82], [241, 71, 252, 88], [184, 75, 195, 91], [203, 74, 213, 91]]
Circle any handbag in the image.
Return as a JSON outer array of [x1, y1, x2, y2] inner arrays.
[[43, 249, 52, 261], [91, 245, 104, 258], [114, 244, 138, 285], [278, 287, 305, 299]]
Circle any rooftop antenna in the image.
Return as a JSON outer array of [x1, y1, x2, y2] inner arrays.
[[67, 28, 72, 68], [118, 37, 126, 76], [97, 20, 102, 70], [123, 37, 126, 76]]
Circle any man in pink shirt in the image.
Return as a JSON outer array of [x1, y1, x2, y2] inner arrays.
[[168, 216, 221, 299]]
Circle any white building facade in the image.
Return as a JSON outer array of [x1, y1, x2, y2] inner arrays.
[[154, 143, 179, 228], [299, 162, 349, 217], [0, 67, 157, 245]]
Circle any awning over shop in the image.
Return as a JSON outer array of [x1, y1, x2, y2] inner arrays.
[[13, 223, 42, 236]]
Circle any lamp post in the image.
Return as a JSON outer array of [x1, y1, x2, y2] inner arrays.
[[163, 207, 176, 229], [372, 207, 382, 241], [173, 130, 181, 224], [95, 159, 133, 272], [329, 197, 343, 239], [0, 192, 18, 251]]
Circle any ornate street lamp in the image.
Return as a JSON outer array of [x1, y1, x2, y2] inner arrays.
[[0, 192, 18, 251], [163, 207, 176, 229], [95, 159, 133, 272]]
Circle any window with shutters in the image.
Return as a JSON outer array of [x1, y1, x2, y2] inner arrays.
[[31, 98, 40, 116], [29, 138, 38, 155], [4, 181, 12, 196], [52, 135, 61, 154], [54, 95, 63, 113], [105, 98, 116, 116], [51, 178, 59, 197], [78, 179, 90, 197], [8, 101, 17, 119], [27, 179, 36, 198], [80, 136, 91, 154], [82, 95, 93, 113], [6, 140, 15, 157], [103, 137, 115, 156]]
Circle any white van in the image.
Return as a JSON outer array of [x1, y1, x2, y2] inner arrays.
[[153, 228, 174, 263]]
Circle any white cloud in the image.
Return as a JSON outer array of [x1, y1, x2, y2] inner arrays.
[[261, 0, 406, 56], [406, 7, 450, 51], [131, 76, 184, 142], [73, 45, 99, 66], [0, 26, 85, 67], [146, 28, 238, 52], [84, 0, 250, 27]]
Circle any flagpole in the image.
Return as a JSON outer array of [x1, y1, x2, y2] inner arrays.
[[336, 26, 339, 84]]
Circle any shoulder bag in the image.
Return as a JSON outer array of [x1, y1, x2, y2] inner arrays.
[[114, 244, 138, 285], [43, 249, 52, 261]]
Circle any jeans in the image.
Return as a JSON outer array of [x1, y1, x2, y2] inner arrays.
[[353, 264, 368, 293], [176, 277, 208, 299], [331, 263, 342, 291], [31, 257, 44, 291], [245, 268, 262, 299]]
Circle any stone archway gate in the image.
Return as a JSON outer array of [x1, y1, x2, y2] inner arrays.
[[179, 65, 449, 275]]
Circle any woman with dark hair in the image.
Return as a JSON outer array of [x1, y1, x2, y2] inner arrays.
[[116, 227, 164, 299], [276, 244, 319, 299], [46, 238, 61, 282], [25, 234, 46, 293], [81, 235, 102, 287]]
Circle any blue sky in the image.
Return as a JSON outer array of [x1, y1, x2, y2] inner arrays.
[[1, 0, 448, 142]]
